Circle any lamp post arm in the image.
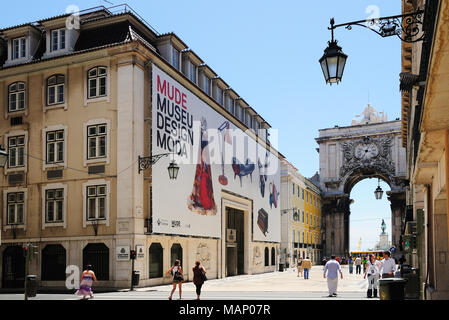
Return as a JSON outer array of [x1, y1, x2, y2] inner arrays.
[[329, 10, 425, 43], [138, 153, 171, 174]]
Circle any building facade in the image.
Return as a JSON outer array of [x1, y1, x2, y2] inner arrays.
[[401, 0, 449, 299], [0, 6, 282, 289], [280, 160, 322, 266]]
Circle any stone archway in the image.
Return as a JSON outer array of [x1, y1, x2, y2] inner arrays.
[[316, 106, 407, 257]]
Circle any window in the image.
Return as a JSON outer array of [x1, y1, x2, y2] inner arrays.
[[87, 66, 107, 99], [306, 192, 309, 203], [204, 76, 211, 95], [247, 112, 253, 128], [172, 47, 180, 70], [302, 211, 304, 223], [271, 248, 275, 265], [170, 243, 183, 267], [12, 37, 26, 60], [51, 28, 66, 51], [226, 95, 234, 114], [46, 130, 64, 164], [297, 186, 300, 196], [292, 183, 295, 194], [7, 192, 24, 225], [47, 75, 65, 105], [8, 82, 26, 112], [83, 243, 109, 280], [86, 185, 107, 220], [45, 189, 64, 223], [302, 189, 304, 200], [216, 86, 223, 105], [264, 247, 269, 266], [306, 212, 309, 224], [87, 124, 107, 159], [41, 245, 66, 281], [8, 135, 25, 168], [189, 63, 196, 83]]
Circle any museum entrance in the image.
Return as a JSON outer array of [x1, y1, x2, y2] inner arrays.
[[225, 207, 245, 276]]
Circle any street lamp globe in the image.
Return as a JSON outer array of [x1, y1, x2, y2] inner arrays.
[[167, 160, 179, 180], [319, 40, 348, 85], [0, 148, 8, 168], [374, 185, 384, 200]]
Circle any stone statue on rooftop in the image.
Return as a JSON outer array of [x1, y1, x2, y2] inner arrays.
[[351, 104, 388, 125]]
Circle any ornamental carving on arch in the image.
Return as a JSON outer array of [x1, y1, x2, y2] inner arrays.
[[340, 136, 396, 178]]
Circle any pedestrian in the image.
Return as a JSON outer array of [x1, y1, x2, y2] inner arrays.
[[354, 256, 362, 274], [335, 256, 341, 264], [323, 255, 343, 297], [192, 260, 206, 300], [302, 256, 312, 279], [348, 256, 354, 274], [362, 256, 368, 273], [380, 251, 396, 278], [364, 254, 381, 298], [167, 259, 184, 300], [399, 254, 406, 266], [75, 264, 98, 300], [297, 257, 304, 278]]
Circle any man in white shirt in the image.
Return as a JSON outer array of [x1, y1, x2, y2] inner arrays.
[[380, 251, 396, 278], [323, 255, 343, 297]]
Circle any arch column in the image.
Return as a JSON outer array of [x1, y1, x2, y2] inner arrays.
[[322, 194, 351, 257], [387, 190, 406, 251]]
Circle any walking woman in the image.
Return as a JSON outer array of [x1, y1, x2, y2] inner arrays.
[[75, 264, 98, 300], [192, 260, 207, 300], [168, 260, 184, 300], [364, 254, 381, 298], [297, 257, 304, 278]]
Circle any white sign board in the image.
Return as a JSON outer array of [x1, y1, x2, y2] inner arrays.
[[116, 246, 130, 261], [151, 65, 281, 242], [136, 245, 145, 259]]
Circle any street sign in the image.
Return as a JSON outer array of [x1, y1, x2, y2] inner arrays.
[[390, 246, 396, 254]]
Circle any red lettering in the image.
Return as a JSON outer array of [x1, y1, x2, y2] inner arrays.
[[181, 93, 187, 109], [157, 75, 166, 95]]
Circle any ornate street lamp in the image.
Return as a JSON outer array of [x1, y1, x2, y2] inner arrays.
[[374, 179, 383, 200], [320, 10, 425, 84], [0, 146, 8, 168], [138, 152, 179, 179], [319, 18, 348, 85]]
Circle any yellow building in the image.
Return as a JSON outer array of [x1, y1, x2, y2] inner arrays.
[[304, 177, 322, 264]]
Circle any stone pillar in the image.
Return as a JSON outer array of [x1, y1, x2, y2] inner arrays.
[[322, 194, 350, 257], [387, 190, 406, 250]]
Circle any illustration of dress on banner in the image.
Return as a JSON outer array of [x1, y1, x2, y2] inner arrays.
[[188, 118, 217, 216]]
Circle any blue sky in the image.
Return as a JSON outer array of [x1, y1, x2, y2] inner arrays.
[[0, 0, 400, 251]]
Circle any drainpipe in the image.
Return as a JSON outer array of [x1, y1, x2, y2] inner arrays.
[[444, 130, 449, 252]]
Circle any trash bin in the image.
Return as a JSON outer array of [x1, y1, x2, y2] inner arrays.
[[279, 263, 284, 272], [132, 271, 140, 286], [378, 278, 407, 300], [26, 275, 38, 297], [400, 265, 420, 300]]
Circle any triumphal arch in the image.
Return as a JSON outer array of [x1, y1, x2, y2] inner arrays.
[[316, 104, 407, 257]]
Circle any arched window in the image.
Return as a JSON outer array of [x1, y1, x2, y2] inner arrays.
[[271, 247, 276, 265], [8, 82, 26, 112], [87, 66, 107, 99], [83, 243, 109, 280], [170, 243, 183, 267], [264, 247, 269, 266], [47, 74, 65, 105], [41, 244, 66, 281], [149, 243, 163, 278]]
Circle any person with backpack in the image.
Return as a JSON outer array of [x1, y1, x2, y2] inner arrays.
[[192, 260, 207, 300], [167, 259, 184, 300]]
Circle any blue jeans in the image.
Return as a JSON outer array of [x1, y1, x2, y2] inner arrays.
[[304, 268, 309, 279]]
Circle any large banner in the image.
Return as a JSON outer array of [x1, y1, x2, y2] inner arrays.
[[151, 64, 280, 242]]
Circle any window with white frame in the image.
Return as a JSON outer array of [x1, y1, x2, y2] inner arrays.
[[8, 82, 26, 112], [12, 37, 26, 60], [86, 185, 107, 220], [51, 28, 66, 52], [46, 130, 64, 164], [8, 135, 25, 168], [87, 123, 107, 160], [189, 63, 196, 83], [87, 66, 107, 99], [7, 192, 24, 225], [45, 188, 64, 223], [172, 47, 180, 70], [47, 75, 65, 105]]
